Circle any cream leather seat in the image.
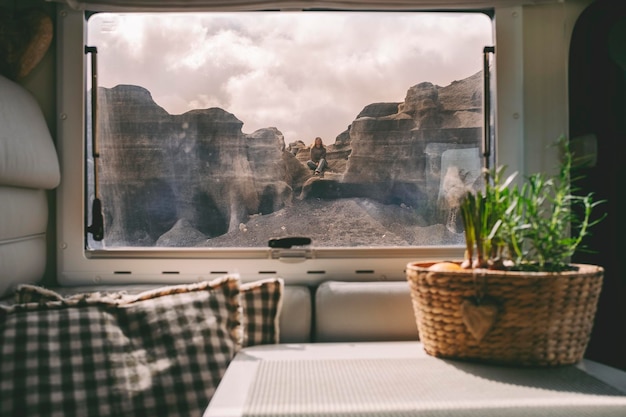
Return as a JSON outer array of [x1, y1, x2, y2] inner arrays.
[[0, 74, 60, 297]]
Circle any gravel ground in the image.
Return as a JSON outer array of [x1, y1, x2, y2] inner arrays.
[[199, 197, 464, 248]]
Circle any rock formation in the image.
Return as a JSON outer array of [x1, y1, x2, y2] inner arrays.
[[95, 85, 304, 245], [340, 71, 483, 223], [93, 71, 483, 246]]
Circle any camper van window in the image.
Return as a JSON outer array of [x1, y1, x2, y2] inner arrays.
[[85, 11, 493, 251]]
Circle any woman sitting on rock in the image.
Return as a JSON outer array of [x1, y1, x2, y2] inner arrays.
[[306, 137, 327, 177]]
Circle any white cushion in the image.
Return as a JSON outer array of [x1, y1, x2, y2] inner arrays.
[[0, 187, 49, 298], [0, 74, 60, 189], [0, 187, 48, 241], [314, 280, 418, 342], [0, 74, 59, 298], [0, 236, 46, 297], [279, 285, 312, 343]]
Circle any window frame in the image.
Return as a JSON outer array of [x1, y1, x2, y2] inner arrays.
[[55, 4, 526, 285]]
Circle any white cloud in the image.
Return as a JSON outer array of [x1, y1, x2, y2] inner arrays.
[[89, 11, 492, 144]]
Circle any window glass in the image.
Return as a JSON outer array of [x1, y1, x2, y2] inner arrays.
[[86, 11, 493, 249]]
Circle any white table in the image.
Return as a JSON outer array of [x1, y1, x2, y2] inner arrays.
[[204, 341, 626, 417]]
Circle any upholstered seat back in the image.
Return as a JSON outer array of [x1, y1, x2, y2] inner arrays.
[[0, 74, 60, 297]]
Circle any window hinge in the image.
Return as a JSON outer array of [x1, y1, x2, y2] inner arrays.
[[268, 237, 312, 262], [270, 248, 313, 262]]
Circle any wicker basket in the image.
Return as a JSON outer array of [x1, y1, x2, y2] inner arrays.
[[406, 261, 604, 366]]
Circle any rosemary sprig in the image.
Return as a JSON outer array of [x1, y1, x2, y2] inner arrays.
[[459, 136, 606, 272]]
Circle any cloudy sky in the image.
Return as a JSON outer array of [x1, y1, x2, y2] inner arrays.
[[88, 11, 492, 145]]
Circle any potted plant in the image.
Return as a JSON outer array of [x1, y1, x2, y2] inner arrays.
[[406, 137, 606, 366]]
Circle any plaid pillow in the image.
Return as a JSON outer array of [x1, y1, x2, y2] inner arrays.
[[0, 276, 242, 417], [241, 278, 283, 346]]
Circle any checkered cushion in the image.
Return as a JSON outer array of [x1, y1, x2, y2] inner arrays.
[[241, 278, 283, 346], [0, 276, 242, 417]]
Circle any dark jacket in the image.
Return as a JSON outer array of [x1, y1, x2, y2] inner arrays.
[[310, 145, 326, 163]]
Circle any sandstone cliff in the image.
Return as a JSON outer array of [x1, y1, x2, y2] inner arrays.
[[93, 71, 483, 247]]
